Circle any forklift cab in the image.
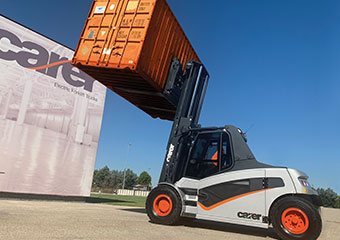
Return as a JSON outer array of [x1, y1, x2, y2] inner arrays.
[[184, 129, 233, 180], [173, 126, 269, 226], [181, 125, 268, 181]]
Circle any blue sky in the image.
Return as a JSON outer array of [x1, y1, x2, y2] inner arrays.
[[1, 0, 339, 193]]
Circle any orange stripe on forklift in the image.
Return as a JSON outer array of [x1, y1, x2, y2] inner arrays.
[[198, 189, 270, 211], [29, 60, 72, 71]]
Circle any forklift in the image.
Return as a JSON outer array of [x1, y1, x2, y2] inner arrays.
[[145, 59, 322, 240]]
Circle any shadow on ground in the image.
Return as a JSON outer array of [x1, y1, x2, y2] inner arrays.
[[121, 208, 147, 214], [120, 208, 279, 239], [86, 197, 132, 204], [182, 219, 279, 239]]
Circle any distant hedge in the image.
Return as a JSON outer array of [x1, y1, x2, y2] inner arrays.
[[317, 188, 340, 208]]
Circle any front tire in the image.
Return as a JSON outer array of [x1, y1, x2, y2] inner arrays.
[[146, 185, 182, 225], [270, 196, 322, 240]]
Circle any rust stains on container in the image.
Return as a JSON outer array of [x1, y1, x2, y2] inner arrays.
[[73, 0, 200, 120]]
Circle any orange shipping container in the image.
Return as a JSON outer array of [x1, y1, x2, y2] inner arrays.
[[72, 0, 200, 120]]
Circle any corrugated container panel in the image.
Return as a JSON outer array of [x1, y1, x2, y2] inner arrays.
[[72, 0, 200, 120]]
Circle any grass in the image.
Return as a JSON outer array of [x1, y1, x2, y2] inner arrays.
[[88, 193, 147, 208]]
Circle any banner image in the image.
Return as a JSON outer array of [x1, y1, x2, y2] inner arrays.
[[0, 15, 107, 196]]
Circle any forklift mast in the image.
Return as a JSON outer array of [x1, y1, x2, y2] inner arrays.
[[159, 59, 209, 184]]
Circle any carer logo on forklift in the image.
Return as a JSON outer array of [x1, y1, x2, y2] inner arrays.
[[0, 28, 95, 92], [237, 211, 262, 221]]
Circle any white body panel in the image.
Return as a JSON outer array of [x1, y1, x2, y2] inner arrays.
[[176, 177, 199, 190], [175, 178, 199, 215], [175, 167, 307, 228], [198, 169, 267, 228], [265, 168, 297, 216]]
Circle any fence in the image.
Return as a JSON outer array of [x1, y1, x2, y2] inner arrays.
[[117, 189, 150, 197]]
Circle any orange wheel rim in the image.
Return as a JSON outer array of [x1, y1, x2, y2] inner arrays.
[[281, 207, 309, 235], [153, 194, 173, 217]]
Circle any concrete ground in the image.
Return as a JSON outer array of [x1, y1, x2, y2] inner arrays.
[[0, 199, 339, 240]]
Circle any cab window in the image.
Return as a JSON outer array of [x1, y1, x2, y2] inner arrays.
[[221, 133, 233, 170], [185, 132, 219, 179], [185, 132, 233, 179]]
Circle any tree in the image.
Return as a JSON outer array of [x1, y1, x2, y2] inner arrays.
[[92, 167, 143, 191], [137, 171, 152, 187], [111, 170, 124, 189], [317, 188, 338, 208], [92, 167, 125, 190], [123, 169, 138, 190], [92, 166, 111, 188], [335, 196, 340, 209]]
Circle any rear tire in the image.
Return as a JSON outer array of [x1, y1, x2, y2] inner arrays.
[[270, 196, 322, 240], [146, 185, 182, 225]]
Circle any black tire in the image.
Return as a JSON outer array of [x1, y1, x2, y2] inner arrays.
[[270, 196, 322, 240], [146, 185, 182, 225]]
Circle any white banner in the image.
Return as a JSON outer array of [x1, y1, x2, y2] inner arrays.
[[0, 15, 107, 197]]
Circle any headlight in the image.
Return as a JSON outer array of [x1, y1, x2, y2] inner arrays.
[[298, 177, 311, 188]]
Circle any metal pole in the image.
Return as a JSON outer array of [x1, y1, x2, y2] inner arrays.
[[147, 168, 151, 190], [122, 143, 131, 189]]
